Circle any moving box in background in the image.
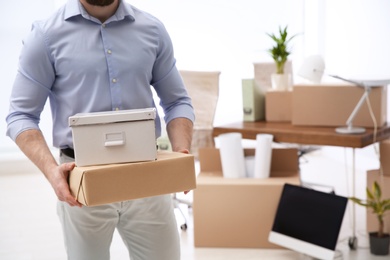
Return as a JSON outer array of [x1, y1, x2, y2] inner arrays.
[[69, 151, 196, 206], [292, 84, 387, 127], [265, 90, 292, 122], [193, 147, 300, 248]]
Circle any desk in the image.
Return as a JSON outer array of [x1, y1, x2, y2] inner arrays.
[[212, 121, 390, 249], [213, 121, 390, 148]]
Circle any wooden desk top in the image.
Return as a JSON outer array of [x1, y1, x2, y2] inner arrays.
[[213, 121, 390, 148]]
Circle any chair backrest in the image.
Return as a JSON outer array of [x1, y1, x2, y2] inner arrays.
[[179, 70, 221, 156]]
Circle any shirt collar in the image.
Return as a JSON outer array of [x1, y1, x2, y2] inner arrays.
[[64, 0, 135, 22]]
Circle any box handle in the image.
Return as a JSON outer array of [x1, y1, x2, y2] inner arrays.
[[104, 132, 125, 147], [105, 140, 125, 147]]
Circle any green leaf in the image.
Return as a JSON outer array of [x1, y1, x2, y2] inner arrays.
[[373, 181, 382, 199], [266, 25, 298, 68], [366, 187, 375, 200], [349, 197, 369, 207]]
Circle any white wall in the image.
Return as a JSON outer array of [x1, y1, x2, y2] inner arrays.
[[1, 0, 389, 160], [323, 0, 390, 79], [129, 0, 305, 125]]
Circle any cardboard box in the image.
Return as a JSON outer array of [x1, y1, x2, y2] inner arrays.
[[242, 78, 265, 122], [193, 148, 300, 248], [265, 90, 292, 122], [69, 108, 157, 166], [69, 151, 196, 206], [292, 84, 387, 127], [366, 170, 390, 234], [380, 139, 390, 176]]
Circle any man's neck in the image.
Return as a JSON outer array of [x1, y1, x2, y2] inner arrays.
[[79, 0, 119, 23]]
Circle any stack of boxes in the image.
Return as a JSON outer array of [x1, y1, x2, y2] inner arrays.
[[68, 108, 196, 207]]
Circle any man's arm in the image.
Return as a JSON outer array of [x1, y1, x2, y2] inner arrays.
[[166, 117, 193, 154], [166, 117, 193, 194], [15, 129, 81, 207]]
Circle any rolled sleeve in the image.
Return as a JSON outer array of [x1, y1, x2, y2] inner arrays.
[[6, 22, 55, 141], [151, 23, 194, 125], [153, 67, 195, 125]]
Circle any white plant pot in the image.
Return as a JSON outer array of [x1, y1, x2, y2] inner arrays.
[[271, 73, 292, 91]]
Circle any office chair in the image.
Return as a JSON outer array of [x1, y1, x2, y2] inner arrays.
[[180, 70, 221, 157], [171, 70, 221, 230]]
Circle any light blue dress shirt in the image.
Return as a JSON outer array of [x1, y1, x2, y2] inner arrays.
[[6, 0, 194, 149]]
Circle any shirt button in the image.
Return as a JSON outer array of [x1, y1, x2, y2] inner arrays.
[[107, 49, 112, 54], [112, 78, 117, 83], [102, 24, 106, 27]]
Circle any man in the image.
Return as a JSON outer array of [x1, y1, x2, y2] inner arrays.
[[6, 0, 194, 259]]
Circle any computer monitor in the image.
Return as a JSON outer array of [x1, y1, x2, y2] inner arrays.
[[268, 183, 348, 260]]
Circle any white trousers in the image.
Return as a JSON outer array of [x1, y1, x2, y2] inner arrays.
[[58, 153, 180, 260]]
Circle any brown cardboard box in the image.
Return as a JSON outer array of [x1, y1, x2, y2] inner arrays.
[[380, 139, 390, 176], [193, 148, 300, 248], [69, 151, 196, 206], [292, 84, 387, 127], [265, 90, 292, 122], [366, 170, 390, 234]]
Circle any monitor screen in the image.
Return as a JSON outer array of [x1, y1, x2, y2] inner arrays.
[[269, 183, 348, 260]]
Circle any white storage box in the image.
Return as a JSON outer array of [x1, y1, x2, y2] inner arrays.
[[69, 108, 157, 167]]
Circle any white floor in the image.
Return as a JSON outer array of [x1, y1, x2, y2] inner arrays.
[[0, 145, 389, 260]]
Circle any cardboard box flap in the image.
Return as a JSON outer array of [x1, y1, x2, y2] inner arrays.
[[198, 148, 222, 172], [269, 148, 299, 176], [69, 108, 156, 126], [198, 147, 298, 177]]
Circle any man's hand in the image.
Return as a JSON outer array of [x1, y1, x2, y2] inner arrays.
[[15, 129, 82, 208], [177, 148, 191, 195], [49, 162, 82, 207]]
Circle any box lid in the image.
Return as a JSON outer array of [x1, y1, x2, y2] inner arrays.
[[69, 108, 156, 127]]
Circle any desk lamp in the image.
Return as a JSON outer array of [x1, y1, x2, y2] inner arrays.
[[298, 55, 390, 134]]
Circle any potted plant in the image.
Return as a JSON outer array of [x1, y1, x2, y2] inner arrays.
[[349, 181, 390, 255], [266, 26, 296, 90]]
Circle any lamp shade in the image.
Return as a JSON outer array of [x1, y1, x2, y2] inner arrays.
[[298, 55, 325, 84]]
